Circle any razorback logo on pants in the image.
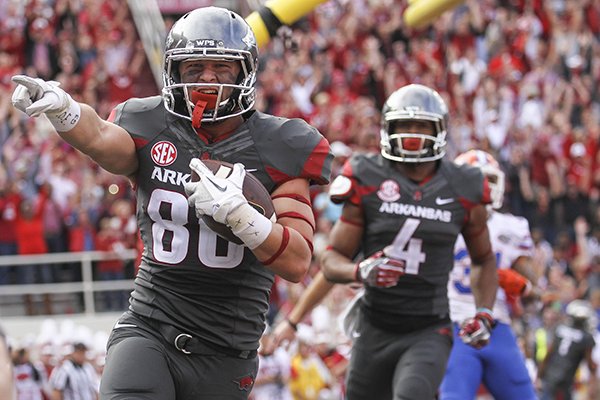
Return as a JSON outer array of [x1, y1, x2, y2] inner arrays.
[[234, 375, 254, 391]]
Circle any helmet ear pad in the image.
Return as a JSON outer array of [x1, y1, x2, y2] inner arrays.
[[171, 88, 186, 116], [164, 60, 186, 115]]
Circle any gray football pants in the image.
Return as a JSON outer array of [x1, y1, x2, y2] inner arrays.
[[99, 312, 258, 400], [345, 314, 453, 400]]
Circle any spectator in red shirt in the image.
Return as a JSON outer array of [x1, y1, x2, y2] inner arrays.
[[95, 217, 128, 311], [530, 132, 560, 189], [15, 190, 49, 283], [565, 140, 593, 193], [15, 187, 53, 315], [0, 178, 20, 284]]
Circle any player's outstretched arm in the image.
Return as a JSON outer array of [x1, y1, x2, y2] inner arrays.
[[11, 75, 137, 177], [61, 103, 138, 177]]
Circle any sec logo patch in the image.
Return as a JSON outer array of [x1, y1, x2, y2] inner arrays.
[[377, 179, 400, 202], [151, 141, 177, 166]]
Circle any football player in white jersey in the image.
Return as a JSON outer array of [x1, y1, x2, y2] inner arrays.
[[440, 149, 538, 400]]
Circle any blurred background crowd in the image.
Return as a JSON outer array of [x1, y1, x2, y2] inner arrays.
[[3, 0, 600, 398]]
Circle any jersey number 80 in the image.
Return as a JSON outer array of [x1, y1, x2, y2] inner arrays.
[[147, 189, 244, 268]]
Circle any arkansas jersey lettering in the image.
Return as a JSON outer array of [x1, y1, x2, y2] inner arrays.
[[151, 141, 177, 166], [150, 166, 190, 186], [379, 202, 452, 222]]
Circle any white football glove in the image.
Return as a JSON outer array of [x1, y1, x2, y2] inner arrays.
[[184, 158, 272, 249], [355, 251, 405, 288], [184, 158, 247, 223], [11, 75, 80, 132]]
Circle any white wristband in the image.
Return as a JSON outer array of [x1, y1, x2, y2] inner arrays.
[[47, 97, 81, 132], [227, 203, 273, 249]]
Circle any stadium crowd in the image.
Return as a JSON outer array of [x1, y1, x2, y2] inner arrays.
[[3, 0, 600, 398]]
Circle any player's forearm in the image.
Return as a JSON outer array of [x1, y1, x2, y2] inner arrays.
[[512, 254, 537, 282], [254, 224, 311, 282], [470, 255, 498, 310], [59, 103, 137, 176], [288, 272, 335, 324], [320, 248, 356, 283]]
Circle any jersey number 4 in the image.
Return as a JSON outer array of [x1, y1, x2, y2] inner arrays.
[[386, 218, 426, 275], [147, 189, 244, 268]]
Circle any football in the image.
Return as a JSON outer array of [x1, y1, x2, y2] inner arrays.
[[191, 159, 275, 244]]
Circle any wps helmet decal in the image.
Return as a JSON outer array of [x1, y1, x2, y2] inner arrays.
[[377, 179, 401, 202], [151, 141, 177, 166]]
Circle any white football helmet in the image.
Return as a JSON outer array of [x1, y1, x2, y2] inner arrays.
[[454, 149, 505, 210], [566, 299, 597, 331]]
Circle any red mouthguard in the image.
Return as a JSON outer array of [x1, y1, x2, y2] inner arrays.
[[190, 90, 218, 129]]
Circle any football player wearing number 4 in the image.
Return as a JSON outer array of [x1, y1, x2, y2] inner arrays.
[[11, 7, 332, 400], [319, 84, 498, 400], [440, 149, 538, 400]]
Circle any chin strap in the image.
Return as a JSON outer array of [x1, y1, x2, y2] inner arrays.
[[190, 90, 218, 129]]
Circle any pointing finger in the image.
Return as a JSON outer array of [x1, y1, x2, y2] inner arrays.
[[11, 75, 43, 98]]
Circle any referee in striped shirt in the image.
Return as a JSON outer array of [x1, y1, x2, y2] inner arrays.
[[49, 342, 98, 400]]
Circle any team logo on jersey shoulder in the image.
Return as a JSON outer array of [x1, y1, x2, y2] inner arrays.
[[377, 179, 401, 202], [151, 141, 177, 166]]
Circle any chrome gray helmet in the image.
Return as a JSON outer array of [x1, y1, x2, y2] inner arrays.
[[162, 7, 258, 125], [380, 84, 449, 162]]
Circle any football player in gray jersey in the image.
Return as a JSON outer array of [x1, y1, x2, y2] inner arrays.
[[11, 7, 332, 400], [537, 299, 597, 400], [317, 84, 498, 400]]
